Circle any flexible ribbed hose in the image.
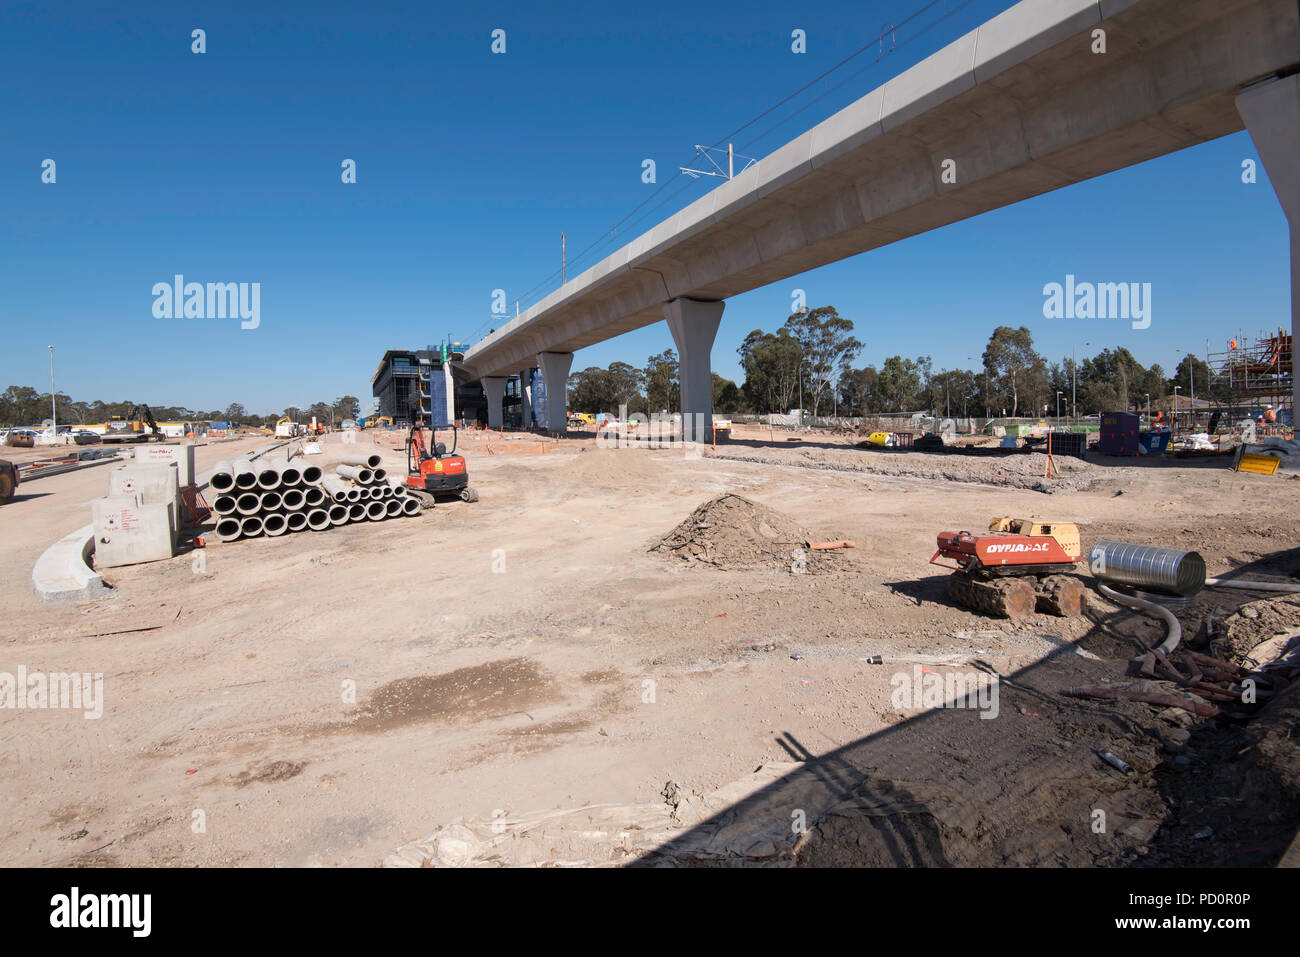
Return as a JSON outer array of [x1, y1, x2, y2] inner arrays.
[[1097, 583, 1182, 656]]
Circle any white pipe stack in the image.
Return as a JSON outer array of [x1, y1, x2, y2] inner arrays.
[[216, 446, 421, 542]]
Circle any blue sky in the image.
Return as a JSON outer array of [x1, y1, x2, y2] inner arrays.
[[1, 0, 1291, 416]]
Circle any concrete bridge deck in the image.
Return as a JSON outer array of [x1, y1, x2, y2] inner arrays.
[[465, 0, 1300, 431]]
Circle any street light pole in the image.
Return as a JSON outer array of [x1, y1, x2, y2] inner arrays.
[[1056, 391, 1063, 425], [1174, 385, 1181, 432], [1145, 393, 1150, 426], [48, 345, 56, 439], [1071, 341, 1090, 421]]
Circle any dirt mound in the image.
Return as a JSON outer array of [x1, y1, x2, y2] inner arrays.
[[651, 493, 839, 573], [566, 447, 669, 487]]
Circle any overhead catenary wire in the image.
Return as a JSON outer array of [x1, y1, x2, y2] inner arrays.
[[471, 0, 980, 344]]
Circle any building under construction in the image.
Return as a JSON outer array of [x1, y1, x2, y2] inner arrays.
[[371, 347, 489, 428], [1206, 328, 1293, 426]]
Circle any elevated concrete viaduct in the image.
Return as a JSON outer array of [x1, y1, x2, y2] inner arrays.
[[464, 0, 1300, 429]]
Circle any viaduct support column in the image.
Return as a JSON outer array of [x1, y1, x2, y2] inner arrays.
[[537, 352, 573, 432], [518, 369, 534, 429], [481, 376, 507, 430], [664, 297, 725, 442], [1238, 75, 1300, 419]]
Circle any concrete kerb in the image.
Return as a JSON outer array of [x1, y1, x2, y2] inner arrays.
[[32, 523, 110, 604]]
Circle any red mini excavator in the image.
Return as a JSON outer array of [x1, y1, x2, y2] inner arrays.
[[930, 518, 1086, 618], [404, 423, 478, 509]]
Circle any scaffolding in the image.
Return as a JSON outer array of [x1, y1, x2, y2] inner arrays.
[[1206, 327, 1293, 430]]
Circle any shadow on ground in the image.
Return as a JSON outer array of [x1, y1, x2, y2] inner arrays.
[[631, 554, 1300, 867]]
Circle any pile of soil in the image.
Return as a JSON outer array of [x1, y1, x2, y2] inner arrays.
[[651, 493, 839, 573], [567, 447, 669, 487]]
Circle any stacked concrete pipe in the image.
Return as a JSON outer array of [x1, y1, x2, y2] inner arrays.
[[214, 447, 422, 542]]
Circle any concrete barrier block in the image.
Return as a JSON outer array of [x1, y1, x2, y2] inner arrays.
[[109, 462, 180, 516], [93, 495, 176, 568], [135, 444, 195, 486]]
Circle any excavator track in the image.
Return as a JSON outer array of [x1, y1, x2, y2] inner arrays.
[[1034, 574, 1086, 617], [406, 489, 436, 510], [947, 572, 1036, 619]]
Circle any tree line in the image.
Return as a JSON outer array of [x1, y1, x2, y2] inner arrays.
[[566, 306, 1225, 419], [0, 386, 362, 429]]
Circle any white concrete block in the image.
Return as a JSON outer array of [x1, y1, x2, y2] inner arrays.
[[109, 462, 179, 503], [134, 444, 195, 487], [93, 495, 176, 568]]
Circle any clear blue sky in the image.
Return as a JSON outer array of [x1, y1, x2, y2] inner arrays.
[[1, 0, 1291, 416]]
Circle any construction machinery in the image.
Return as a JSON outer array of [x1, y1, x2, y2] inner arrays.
[[403, 422, 478, 508], [931, 517, 1086, 618], [0, 459, 18, 504], [100, 404, 163, 443]]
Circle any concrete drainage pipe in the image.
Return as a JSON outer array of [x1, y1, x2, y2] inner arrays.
[[336, 465, 372, 485], [210, 462, 236, 493]]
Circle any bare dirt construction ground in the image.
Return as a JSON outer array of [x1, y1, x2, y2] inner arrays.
[[1, 427, 1298, 867]]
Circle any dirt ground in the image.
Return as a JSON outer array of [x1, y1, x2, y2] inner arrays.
[[1, 426, 1298, 867]]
